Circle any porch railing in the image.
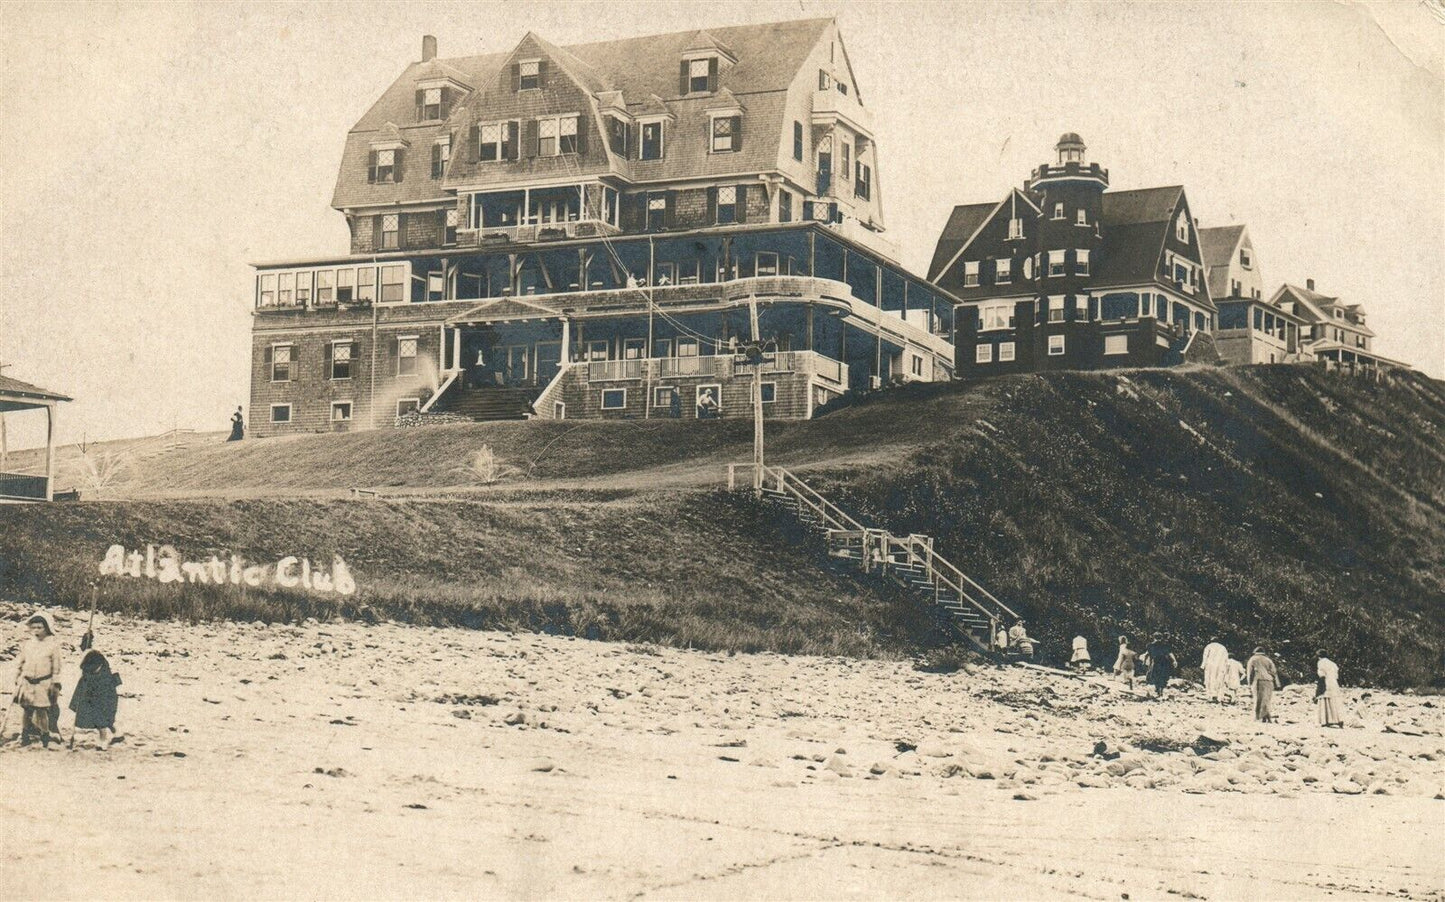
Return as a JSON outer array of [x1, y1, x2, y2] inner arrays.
[[583, 350, 845, 384], [0, 473, 48, 501]]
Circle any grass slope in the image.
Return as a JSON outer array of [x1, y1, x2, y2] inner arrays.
[[3, 365, 1440, 686], [805, 366, 1445, 688], [0, 493, 938, 658]]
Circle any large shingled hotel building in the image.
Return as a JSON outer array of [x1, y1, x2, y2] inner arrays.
[[248, 19, 960, 434]]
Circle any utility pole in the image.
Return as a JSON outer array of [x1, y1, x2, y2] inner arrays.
[[750, 298, 764, 492]]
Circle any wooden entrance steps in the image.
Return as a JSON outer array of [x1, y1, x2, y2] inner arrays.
[[730, 463, 1018, 651], [433, 385, 541, 421]]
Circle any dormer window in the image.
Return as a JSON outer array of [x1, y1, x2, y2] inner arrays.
[[689, 58, 712, 93], [1007, 217, 1024, 240], [518, 59, 541, 91], [367, 147, 402, 184], [710, 114, 741, 153], [641, 120, 664, 160], [1176, 213, 1190, 242], [1240, 248, 1252, 269], [419, 88, 443, 121], [681, 55, 719, 95]]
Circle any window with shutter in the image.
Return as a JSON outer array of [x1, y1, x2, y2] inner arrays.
[[537, 117, 558, 156], [419, 87, 442, 120], [381, 214, 399, 250], [270, 344, 292, 382], [640, 121, 663, 160], [397, 336, 419, 375], [518, 59, 540, 90], [374, 149, 396, 183], [688, 58, 711, 93], [558, 115, 579, 154], [715, 186, 737, 225], [710, 115, 738, 153]]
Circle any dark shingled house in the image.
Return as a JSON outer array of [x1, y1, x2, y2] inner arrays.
[[930, 134, 1217, 377]]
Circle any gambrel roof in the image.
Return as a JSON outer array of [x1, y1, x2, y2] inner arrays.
[[332, 18, 833, 210]]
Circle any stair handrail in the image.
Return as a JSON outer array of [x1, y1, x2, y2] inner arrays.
[[764, 465, 867, 533], [419, 371, 459, 413]]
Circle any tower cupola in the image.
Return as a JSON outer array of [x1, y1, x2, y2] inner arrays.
[[1056, 132, 1086, 164]]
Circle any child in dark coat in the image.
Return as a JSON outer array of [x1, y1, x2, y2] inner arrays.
[[69, 650, 121, 749]]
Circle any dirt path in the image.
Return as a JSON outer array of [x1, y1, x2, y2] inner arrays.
[[1, 608, 1441, 900]]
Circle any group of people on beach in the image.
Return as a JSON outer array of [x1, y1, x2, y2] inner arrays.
[[6, 612, 121, 750], [999, 621, 1347, 728]]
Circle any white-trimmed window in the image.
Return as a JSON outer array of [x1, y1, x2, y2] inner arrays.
[[373, 148, 397, 183], [294, 272, 312, 306], [688, 57, 712, 94], [995, 258, 1012, 284], [711, 115, 740, 153], [677, 338, 699, 357], [1105, 334, 1128, 356], [270, 403, 292, 424], [1240, 248, 1252, 269], [1076, 208, 1088, 226], [653, 386, 677, 409], [1008, 217, 1024, 240], [380, 265, 405, 303], [431, 135, 450, 178], [715, 185, 739, 224], [479, 122, 506, 162], [1139, 292, 1152, 318], [752, 381, 777, 404], [1176, 213, 1189, 242], [380, 214, 399, 250], [1048, 251, 1065, 277], [277, 272, 294, 306], [1048, 296, 1065, 323], [910, 355, 924, 377], [963, 260, 980, 287], [356, 267, 375, 303], [329, 340, 353, 380], [518, 59, 540, 91], [537, 117, 559, 156], [1052, 202, 1064, 220], [331, 401, 353, 422], [641, 120, 664, 160], [755, 252, 779, 277], [975, 344, 993, 364], [600, 388, 627, 410], [1075, 249, 1090, 276], [269, 344, 292, 382], [397, 336, 418, 376], [999, 342, 1016, 362], [980, 303, 1014, 331], [1048, 334, 1066, 356], [1076, 295, 1089, 318], [396, 398, 420, 417], [316, 270, 334, 304], [420, 87, 443, 121], [586, 341, 609, 362], [258, 273, 276, 306]]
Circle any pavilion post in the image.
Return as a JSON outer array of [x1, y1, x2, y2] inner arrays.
[[44, 402, 55, 502]]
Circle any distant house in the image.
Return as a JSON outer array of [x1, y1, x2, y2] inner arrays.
[[930, 133, 1217, 377], [1273, 280, 1408, 371], [0, 373, 71, 502], [1201, 225, 1307, 365]]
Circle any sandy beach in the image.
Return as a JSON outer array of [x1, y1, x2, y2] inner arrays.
[[1, 605, 1441, 900]]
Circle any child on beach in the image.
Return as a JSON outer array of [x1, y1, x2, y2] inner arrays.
[[69, 649, 122, 749], [12, 613, 63, 748], [1113, 637, 1138, 691]]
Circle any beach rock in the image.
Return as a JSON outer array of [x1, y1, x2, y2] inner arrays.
[[824, 755, 852, 777], [1332, 780, 1363, 795], [503, 711, 527, 726], [530, 758, 555, 773]]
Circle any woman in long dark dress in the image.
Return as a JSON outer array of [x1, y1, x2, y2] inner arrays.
[[227, 406, 244, 441], [1143, 635, 1178, 699], [69, 650, 121, 749]]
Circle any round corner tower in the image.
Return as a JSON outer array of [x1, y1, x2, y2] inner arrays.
[[1026, 134, 1109, 306]]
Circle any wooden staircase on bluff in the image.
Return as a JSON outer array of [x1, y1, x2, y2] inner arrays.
[[431, 386, 541, 421], [729, 463, 1019, 651]]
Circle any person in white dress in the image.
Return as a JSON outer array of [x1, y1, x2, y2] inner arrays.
[[1070, 636, 1091, 671], [1316, 652, 1345, 728], [1201, 639, 1230, 702]]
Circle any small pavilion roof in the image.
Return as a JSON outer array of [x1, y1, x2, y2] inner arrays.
[[0, 373, 72, 405]]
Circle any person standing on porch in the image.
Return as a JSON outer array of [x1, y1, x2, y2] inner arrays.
[[1246, 647, 1281, 723], [1315, 652, 1345, 728]]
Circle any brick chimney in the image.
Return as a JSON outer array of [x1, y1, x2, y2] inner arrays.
[[422, 35, 437, 62], [1306, 278, 1315, 291]]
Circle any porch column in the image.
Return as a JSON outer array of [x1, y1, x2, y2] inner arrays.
[[452, 326, 462, 371], [44, 402, 55, 502], [560, 318, 571, 363]]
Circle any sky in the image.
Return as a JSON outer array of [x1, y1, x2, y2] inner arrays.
[[1, 0, 1441, 449]]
